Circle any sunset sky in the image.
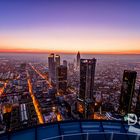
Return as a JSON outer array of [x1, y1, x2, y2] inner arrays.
[[0, 0, 140, 54]]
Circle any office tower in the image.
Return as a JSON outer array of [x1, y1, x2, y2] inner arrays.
[[48, 53, 55, 81], [55, 54, 60, 67], [119, 70, 137, 115], [77, 58, 96, 119], [79, 58, 96, 99], [56, 65, 67, 94], [134, 86, 140, 116], [63, 60, 67, 67], [77, 51, 80, 69], [55, 54, 61, 82], [130, 84, 140, 113]]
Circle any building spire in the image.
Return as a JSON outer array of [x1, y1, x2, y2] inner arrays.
[[77, 51, 80, 69]]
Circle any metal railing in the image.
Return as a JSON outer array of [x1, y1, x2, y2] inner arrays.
[[42, 132, 140, 140]]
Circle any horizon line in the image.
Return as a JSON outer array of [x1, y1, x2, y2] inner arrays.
[[0, 50, 140, 55]]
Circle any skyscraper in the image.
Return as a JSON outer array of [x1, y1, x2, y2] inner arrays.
[[55, 54, 61, 82], [135, 86, 140, 116], [48, 53, 55, 81], [77, 58, 96, 119], [79, 58, 96, 100], [63, 60, 67, 67], [55, 54, 60, 68], [56, 65, 67, 94], [119, 70, 137, 115], [76, 51, 80, 69]]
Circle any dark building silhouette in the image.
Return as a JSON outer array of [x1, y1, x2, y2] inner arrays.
[[119, 70, 137, 115], [76, 51, 80, 69], [48, 53, 55, 81], [135, 86, 140, 116], [55, 54, 60, 67], [55, 54, 61, 82], [77, 58, 96, 119], [56, 65, 67, 94], [63, 60, 67, 67], [79, 58, 96, 100]]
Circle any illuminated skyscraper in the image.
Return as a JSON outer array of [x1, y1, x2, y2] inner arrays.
[[77, 58, 96, 119], [56, 65, 67, 94], [119, 70, 137, 115], [48, 53, 55, 81], [77, 51, 80, 69]]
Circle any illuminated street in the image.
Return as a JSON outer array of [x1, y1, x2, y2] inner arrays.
[[27, 72, 44, 124], [29, 63, 52, 88]]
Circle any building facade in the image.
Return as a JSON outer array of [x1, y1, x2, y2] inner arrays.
[[48, 53, 55, 81], [119, 70, 137, 115], [63, 60, 67, 67], [76, 51, 80, 69], [79, 58, 96, 100], [56, 65, 67, 94], [77, 58, 96, 119], [55, 54, 60, 68], [134, 86, 140, 116]]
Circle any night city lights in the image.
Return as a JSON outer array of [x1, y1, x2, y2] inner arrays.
[[0, 0, 140, 140]]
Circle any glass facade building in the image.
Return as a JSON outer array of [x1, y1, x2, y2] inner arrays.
[[56, 65, 67, 94], [136, 86, 140, 116], [77, 58, 96, 119], [119, 70, 137, 114], [48, 53, 55, 81], [79, 58, 96, 100]]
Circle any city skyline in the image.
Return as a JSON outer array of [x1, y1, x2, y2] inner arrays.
[[0, 0, 140, 54], [1, 0, 140, 138], [0, 51, 140, 135]]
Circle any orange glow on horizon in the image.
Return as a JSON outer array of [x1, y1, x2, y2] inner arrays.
[[0, 26, 140, 55], [0, 48, 140, 55]]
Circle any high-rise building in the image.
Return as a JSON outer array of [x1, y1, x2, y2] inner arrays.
[[119, 70, 137, 115], [55, 54, 60, 68], [135, 86, 140, 116], [79, 58, 96, 100], [63, 60, 67, 67], [55, 54, 61, 82], [77, 51, 80, 69], [48, 53, 55, 81], [56, 65, 67, 94], [77, 58, 96, 119]]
